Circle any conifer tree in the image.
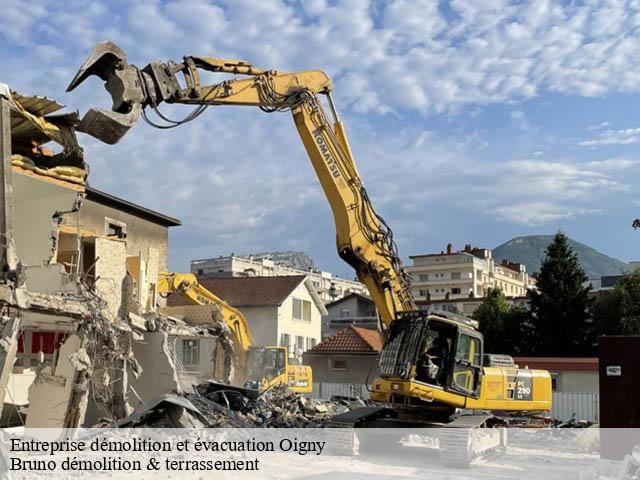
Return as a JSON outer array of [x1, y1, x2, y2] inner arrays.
[[528, 232, 592, 356]]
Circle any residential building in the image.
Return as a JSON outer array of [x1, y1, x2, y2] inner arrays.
[[1, 88, 205, 428], [10, 170, 183, 406], [408, 243, 536, 315], [190, 254, 367, 303], [166, 275, 326, 359], [60, 186, 181, 274], [303, 326, 381, 385], [322, 292, 377, 338], [515, 357, 598, 394]]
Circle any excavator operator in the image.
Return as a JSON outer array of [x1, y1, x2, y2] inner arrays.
[[416, 336, 449, 385]]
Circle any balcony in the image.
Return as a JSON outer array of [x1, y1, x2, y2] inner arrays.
[[411, 277, 473, 286]]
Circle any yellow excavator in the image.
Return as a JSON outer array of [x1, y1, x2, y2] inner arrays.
[[157, 272, 312, 394], [68, 42, 552, 466]]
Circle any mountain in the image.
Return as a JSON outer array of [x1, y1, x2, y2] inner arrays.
[[493, 235, 629, 279]]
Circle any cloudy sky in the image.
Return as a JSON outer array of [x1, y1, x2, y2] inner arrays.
[[2, 0, 639, 276]]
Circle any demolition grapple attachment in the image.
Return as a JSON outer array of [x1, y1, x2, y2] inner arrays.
[[67, 41, 150, 144]]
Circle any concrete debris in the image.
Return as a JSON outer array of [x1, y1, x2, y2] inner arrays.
[[115, 380, 355, 429], [556, 414, 596, 428], [114, 395, 208, 428], [582, 445, 640, 480], [618, 447, 640, 480]]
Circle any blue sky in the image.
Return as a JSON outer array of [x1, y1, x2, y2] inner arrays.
[[1, 0, 639, 277]]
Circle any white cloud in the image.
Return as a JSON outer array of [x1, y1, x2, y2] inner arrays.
[[496, 203, 601, 225], [8, 1, 640, 113], [4, 0, 640, 269], [579, 127, 640, 147]]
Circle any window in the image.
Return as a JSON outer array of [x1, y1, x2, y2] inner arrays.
[[196, 269, 204, 275], [295, 335, 305, 354], [419, 274, 429, 281], [452, 288, 461, 294], [293, 298, 312, 321], [419, 289, 429, 297], [105, 218, 127, 239], [340, 308, 351, 318], [306, 337, 317, 350], [303, 300, 311, 321], [332, 359, 348, 371], [451, 272, 461, 280], [452, 334, 481, 395], [280, 333, 291, 349], [181, 339, 200, 367]]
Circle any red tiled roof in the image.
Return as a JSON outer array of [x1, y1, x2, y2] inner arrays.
[[167, 275, 307, 307], [310, 326, 382, 353], [515, 357, 598, 372]]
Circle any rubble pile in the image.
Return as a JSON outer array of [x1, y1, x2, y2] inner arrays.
[[186, 382, 353, 428], [113, 381, 357, 428]]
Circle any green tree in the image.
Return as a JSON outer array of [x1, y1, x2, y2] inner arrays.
[[473, 289, 534, 355], [473, 288, 509, 353], [528, 232, 592, 356], [592, 270, 640, 337]]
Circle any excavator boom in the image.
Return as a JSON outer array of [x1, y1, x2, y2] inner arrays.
[[68, 41, 415, 328]]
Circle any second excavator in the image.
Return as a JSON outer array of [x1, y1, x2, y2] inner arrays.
[[68, 41, 552, 467], [157, 271, 312, 394]]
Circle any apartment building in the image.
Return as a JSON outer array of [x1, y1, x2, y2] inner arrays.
[[190, 255, 367, 303], [407, 243, 536, 303]]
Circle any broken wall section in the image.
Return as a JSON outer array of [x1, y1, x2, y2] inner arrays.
[[12, 172, 83, 294], [25, 334, 90, 428]]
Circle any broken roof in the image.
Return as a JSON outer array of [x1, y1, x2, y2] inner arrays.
[[168, 275, 309, 308], [309, 326, 382, 353], [8, 91, 81, 154]]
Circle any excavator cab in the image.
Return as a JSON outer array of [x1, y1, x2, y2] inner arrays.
[[245, 346, 312, 394], [245, 347, 287, 387], [375, 311, 484, 403]]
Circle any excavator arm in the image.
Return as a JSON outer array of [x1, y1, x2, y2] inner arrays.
[[68, 41, 416, 328], [157, 272, 254, 349], [157, 272, 253, 382]]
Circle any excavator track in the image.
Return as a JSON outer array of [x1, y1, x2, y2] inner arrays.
[[325, 407, 398, 455], [326, 408, 507, 468], [438, 415, 506, 468]]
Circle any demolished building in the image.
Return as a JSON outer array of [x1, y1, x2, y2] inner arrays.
[[0, 84, 223, 428]]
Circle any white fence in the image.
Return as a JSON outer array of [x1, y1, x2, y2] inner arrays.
[[309, 382, 370, 400], [310, 383, 599, 423], [552, 392, 599, 422]]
